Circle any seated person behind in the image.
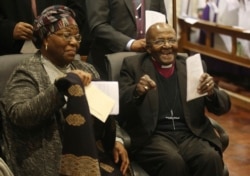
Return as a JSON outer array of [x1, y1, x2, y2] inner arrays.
[[86, 0, 167, 80], [0, 0, 86, 55], [118, 22, 231, 176], [1, 5, 128, 176]]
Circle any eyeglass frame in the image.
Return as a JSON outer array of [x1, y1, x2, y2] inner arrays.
[[50, 31, 82, 43], [148, 38, 177, 46]]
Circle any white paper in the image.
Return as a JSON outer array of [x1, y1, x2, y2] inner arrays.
[[85, 81, 117, 123], [184, 17, 198, 25], [145, 10, 166, 32], [21, 40, 37, 53], [91, 81, 119, 115], [186, 54, 207, 101]]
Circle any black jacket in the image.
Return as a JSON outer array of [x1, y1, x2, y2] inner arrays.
[[118, 53, 231, 153]]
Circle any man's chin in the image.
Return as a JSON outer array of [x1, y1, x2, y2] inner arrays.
[[160, 54, 174, 62]]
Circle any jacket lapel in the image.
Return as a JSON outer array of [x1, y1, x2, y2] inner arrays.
[[145, 0, 150, 9], [124, 0, 151, 25], [176, 58, 187, 105], [175, 57, 191, 124], [124, 0, 136, 24], [141, 54, 159, 123]]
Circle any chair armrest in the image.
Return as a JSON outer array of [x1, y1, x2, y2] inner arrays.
[[115, 122, 150, 176], [209, 118, 229, 152], [130, 161, 150, 176]]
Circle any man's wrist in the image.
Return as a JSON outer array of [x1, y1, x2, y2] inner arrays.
[[115, 137, 124, 145]]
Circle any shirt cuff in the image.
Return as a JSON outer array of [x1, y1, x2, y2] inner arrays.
[[115, 137, 124, 145], [126, 39, 135, 51]]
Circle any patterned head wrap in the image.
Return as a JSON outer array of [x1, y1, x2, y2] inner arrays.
[[32, 5, 77, 48]]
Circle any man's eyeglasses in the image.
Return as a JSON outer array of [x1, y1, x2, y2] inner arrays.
[[52, 32, 82, 43], [150, 38, 177, 46]]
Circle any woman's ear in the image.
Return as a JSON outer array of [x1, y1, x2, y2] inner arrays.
[[146, 45, 151, 54], [43, 38, 49, 50]]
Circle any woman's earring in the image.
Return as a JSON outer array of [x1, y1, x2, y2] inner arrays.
[[45, 43, 48, 50]]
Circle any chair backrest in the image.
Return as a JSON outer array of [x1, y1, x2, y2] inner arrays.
[[0, 54, 32, 162], [105, 52, 150, 176], [105, 52, 140, 81], [0, 54, 32, 98]]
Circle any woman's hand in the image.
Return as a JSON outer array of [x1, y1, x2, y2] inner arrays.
[[113, 141, 130, 175], [71, 70, 92, 86]]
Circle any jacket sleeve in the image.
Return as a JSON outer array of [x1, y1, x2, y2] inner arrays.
[[3, 66, 66, 129], [205, 88, 231, 115], [86, 0, 132, 52]]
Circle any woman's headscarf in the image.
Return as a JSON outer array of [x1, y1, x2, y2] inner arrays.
[[32, 5, 77, 48]]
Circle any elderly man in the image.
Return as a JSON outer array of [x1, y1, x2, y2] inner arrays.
[[118, 22, 231, 176]]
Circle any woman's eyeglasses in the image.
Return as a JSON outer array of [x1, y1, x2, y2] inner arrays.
[[52, 32, 82, 43]]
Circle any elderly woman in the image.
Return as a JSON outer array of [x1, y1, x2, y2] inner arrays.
[[1, 5, 129, 176]]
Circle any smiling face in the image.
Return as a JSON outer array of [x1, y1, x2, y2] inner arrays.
[[43, 25, 81, 67], [146, 23, 178, 66]]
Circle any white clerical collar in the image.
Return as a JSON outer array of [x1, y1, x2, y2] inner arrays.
[[161, 64, 173, 68]]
